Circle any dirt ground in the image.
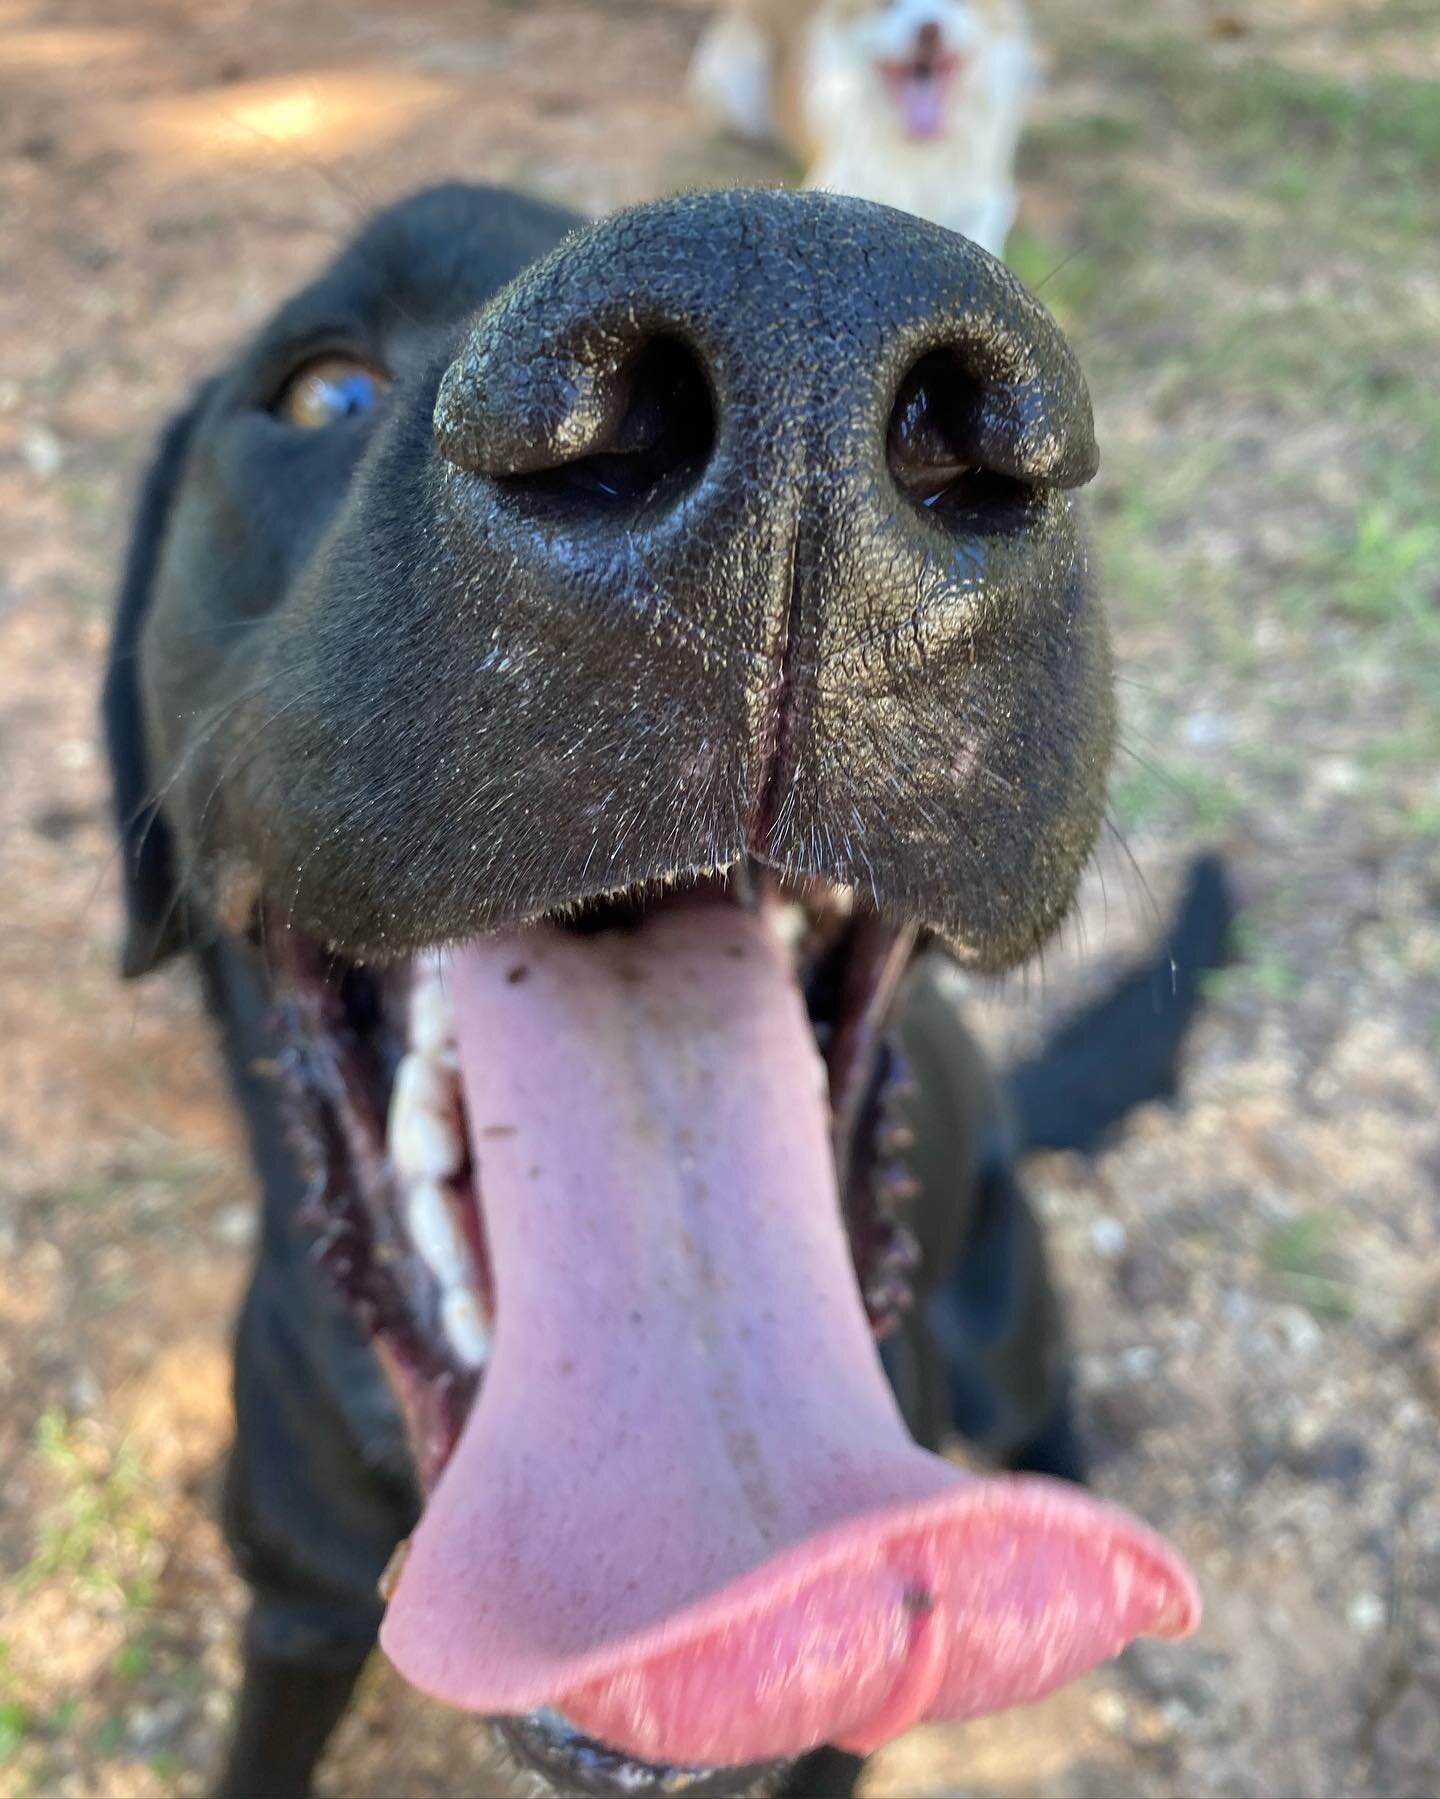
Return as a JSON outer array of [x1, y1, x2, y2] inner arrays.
[[2, 0, 1438, 1794]]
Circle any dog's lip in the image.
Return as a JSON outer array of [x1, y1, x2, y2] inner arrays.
[[498, 1710, 786, 1798]]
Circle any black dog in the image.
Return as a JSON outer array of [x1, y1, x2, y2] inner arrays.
[[104, 184, 1225, 1798]]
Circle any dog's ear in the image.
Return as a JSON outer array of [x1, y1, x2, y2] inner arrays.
[[101, 386, 212, 979]]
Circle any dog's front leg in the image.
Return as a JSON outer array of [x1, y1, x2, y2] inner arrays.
[[196, 940, 417, 1796], [216, 1615, 372, 1799]]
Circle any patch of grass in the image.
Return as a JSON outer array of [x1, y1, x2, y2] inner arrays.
[[1093, 513, 1177, 623], [1262, 1212, 1354, 1323], [93, 1712, 126, 1759], [1207, 61, 1440, 202], [1200, 899, 1303, 1004], [1202, 954, 1301, 1006], [1399, 796, 1440, 840], [1006, 229, 1102, 332], [1092, 37, 1440, 231], [43, 1697, 78, 1736], [113, 1635, 153, 1683], [1328, 503, 1440, 628], [1109, 756, 1240, 836], [0, 1700, 31, 1761], [1021, 109, 1139, 166], [21, 1411, 159, 1611]]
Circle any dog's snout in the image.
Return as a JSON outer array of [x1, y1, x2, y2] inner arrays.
[[327, 189, 1112, 964]]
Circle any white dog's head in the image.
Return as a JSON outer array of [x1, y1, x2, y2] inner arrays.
[[808, 0, 1020, 142]]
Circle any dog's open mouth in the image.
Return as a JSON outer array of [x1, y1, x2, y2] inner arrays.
[[262, 859, 1198, 1780], [878, 34, 962, 141]]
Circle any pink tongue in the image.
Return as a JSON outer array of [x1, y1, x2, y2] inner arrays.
[[379, 905, 1198, 1766], [900, 69, 947, 139]]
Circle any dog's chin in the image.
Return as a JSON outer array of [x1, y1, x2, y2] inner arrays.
[[496, 1710, 796, 1798], [260, 860, 921, 1796]]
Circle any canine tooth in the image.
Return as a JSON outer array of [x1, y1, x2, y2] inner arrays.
[[389, 1052, 464, 1179], [406, 1179, 469, 1285], [410, 965, 456, 1055], [879, 1122, 916, 1156], [769, 902, 809, 952], [441, 1287, 490, 1368], [830, 883, 855, 916], [378, 1537, 411, 1602]]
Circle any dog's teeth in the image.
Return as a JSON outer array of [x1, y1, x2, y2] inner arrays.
[[830, 883, 855, 916], [769, 902, 810, 953], [410, 962, 456, 1055], [441, 1286, 490, 1368], [879, 1122, 916, 1157], [378, 1537, 411, 1602], [406, 1179, 469, 1285], [389, 1052, 464, 1179]]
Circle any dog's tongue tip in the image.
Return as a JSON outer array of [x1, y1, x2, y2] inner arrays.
[[379, 903, 1199, 1766], [900, 69, 947, 139], [385, 1468, 1199, 1767]]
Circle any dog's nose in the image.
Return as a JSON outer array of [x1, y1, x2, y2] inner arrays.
[[435, 192, 1095, 504], [428, 190, 1103, 941], [432, 188, 1094, 644]]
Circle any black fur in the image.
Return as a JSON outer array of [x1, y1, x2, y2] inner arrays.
[[101, 384, 213, 976], [103, 184, 1227, 1798]]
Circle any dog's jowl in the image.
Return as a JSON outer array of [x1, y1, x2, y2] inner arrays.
[[104, 184, 1197, 1799]]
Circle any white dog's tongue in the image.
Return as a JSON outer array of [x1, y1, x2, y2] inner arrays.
[[380, 904, 1198, 1766], [899, 69, 947, 139]]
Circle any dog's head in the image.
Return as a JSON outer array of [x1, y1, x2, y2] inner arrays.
[[803, 0, 1024, 143], [105, 184, 1192, 1793]]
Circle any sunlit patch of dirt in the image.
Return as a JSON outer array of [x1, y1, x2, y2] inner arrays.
[[132, 70, 458, 167]]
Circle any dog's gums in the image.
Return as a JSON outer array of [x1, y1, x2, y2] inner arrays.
[[107, 184, 1198, 1794]]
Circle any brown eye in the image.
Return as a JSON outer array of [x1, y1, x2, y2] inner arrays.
[[274, 354, 391, 429]]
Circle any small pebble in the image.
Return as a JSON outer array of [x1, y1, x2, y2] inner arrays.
[[1092, 1688, 1128, 1732], [213, 1203, 257, 1249], [1347, 1591, 1386, 1634], [1091, 1215, 1128, 1259], [21, 422, 64, 478], [69, 1367, 102, 1414], [1275, 1305, 1322, 1359]]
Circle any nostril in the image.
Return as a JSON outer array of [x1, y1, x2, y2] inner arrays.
[[499, 337, 715, 510], [887, 350, 1035, 532]]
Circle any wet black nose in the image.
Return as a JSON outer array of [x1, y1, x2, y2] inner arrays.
[[433, 188, 1094, 514]]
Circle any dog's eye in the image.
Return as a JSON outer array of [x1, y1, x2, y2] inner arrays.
[[274, 355, 391, 429]]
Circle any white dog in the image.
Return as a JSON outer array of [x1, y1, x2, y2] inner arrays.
[[690, 0, 1034, 257]]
